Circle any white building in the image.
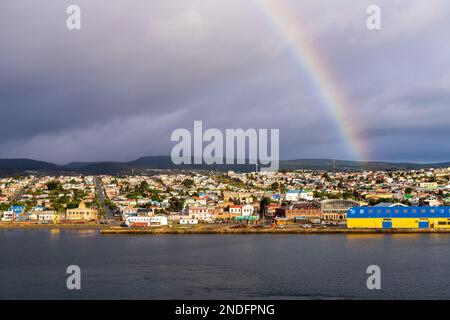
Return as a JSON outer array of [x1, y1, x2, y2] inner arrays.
[[285, 190, 302, 202], [1, 211, 14, 222], [125, 215, 168, 227], [180, 219, 199, 225], [29, 211, 56, 222], [286, 190, 313, 202], [241, 204, 255, 217], [185, 206, 214, 221], [300, 190, 314, 201]]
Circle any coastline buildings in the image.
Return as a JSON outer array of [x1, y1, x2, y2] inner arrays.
[[1, 166, 450, 228]]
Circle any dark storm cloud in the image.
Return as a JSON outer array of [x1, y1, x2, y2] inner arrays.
[[1, 0, 450, 163]]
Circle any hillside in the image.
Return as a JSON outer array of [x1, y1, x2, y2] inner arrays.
[[0, 156, 449, 175]]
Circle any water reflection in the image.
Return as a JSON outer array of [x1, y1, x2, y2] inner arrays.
[[48, 228, 98, 238], [49, 228, 60, 238]]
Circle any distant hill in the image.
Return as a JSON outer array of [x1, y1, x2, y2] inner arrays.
[[67, 162, 130, 175], [1, 156, 450, 176], [0, 159, 60, 175], [280, 159, 450, 171], [125, 156, 255, 172], [124, 157, 450, 172]]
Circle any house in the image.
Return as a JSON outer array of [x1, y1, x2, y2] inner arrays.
[[271, 194, 281, 202], [424, 197, 442, 207], [185, 206, 214, 221], [266, 203, 281, 215], [168, 212, 186, 221], [215, 212, 239, 220], [120, 206, 138, 220], [4, 206, 26, 221], [193, 196, 208, 205], [419, 182, 438, 189], [137, 208, 157, 216], [222, 191, 271, 203], [185, 206, 208, 215], [241, 204, 254, 217], [136, 198, 152, 206], [2, 211, 14, 222], [229, 205, 242, 215], [65, 201, 98, 221], [29, 211, 57, 223], [300, 190, 314, 201], [285, 190, 302, 202]]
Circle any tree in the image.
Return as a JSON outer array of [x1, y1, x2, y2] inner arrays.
[[66, 202, 80, 209], [181, 179, 195, 188], [169, 197, 185, 212], [343, 191, 355, 200], [139, 181, 150, 192], [104, 199, 117, 210], [260, 197, 271, 217], [322, 172, 332, 182], [46, 180, 61, 191]]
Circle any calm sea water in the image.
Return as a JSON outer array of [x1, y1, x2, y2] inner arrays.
[[1, 229, 450, 300]]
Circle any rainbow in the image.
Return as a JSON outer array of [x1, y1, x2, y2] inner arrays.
[[258, 0, 368, 161]]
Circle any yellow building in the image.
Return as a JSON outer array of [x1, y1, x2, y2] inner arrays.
[[347, 206, 450, 229], [65, 201, 98, 221]]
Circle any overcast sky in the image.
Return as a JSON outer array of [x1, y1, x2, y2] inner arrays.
[[1, 0, 449, 164]]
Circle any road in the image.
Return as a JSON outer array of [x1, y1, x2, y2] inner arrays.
[[94, 176, 114, 220]]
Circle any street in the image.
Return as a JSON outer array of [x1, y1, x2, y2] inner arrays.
[[94, 176, 114, 220]]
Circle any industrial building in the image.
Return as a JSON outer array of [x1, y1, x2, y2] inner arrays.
[[321, 199, 359, 221], [275, 203, 321, 220], [347, 206, 450, 229]]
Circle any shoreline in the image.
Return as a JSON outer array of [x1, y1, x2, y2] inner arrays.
[[0, 223, 105, 229], [100, 227, 450, 235], [2, 223, 450, 234]]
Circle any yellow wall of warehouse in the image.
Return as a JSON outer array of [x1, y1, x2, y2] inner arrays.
[[347, 218, 450, 229]]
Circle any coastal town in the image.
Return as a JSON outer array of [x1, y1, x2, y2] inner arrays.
[[1, 167, 450, 232]]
